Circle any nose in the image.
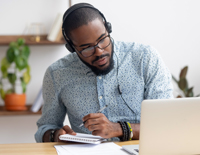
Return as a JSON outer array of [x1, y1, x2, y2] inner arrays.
[[94, 46, 104, 56]]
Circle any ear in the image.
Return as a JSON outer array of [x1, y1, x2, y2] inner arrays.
[[65, 39, 75, 53], [106, 22, 112, 33]]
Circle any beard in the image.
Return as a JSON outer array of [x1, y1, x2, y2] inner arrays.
[[79, 47, 114, 76]]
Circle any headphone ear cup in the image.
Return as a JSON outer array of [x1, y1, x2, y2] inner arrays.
[[65, 41, 74, 53], [106, 22, 112, 34]]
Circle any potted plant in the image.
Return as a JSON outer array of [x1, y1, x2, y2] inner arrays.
[[172, 66, 200, 98], [0, 38, 31, 111]]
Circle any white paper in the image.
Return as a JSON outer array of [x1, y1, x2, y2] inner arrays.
[[54, 142, 129, 155]]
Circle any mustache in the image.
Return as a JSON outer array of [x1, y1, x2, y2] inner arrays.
[[92, 53, 110, 64]]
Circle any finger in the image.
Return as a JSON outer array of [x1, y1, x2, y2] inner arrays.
[[56, 129, 66, 142], [87, 124, 102, 132], [56, 126, 76, 142], [63, 125, 76, 135], [84, 118, 99, 128], [83, 113, 104, 122], [54, 128, 65, 142]]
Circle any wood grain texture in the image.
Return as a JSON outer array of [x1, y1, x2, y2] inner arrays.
[[0, 105, 42, 116], [0, 141, 139, 155], [0, 35, 65, 45]]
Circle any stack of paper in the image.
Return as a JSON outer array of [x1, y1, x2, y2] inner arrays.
[[54, 142, 130, 155]]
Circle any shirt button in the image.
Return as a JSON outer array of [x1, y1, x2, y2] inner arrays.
[[99, 96, 102, 99], [99, 76, 102, 79]]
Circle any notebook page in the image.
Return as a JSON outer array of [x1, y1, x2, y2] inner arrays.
[[75, 133, 103, 139], [54, 142, 129, 155], [59, 133, 105, 144]]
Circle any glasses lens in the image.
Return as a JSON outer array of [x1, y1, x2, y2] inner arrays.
[[81, 46, 95, 57], [98, 36, 110, 49], [80, 35, 111, 57]]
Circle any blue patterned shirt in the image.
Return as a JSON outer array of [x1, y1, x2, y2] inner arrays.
[[35, 41, 173, 142]]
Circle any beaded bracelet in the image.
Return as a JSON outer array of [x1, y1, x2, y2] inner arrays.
[[118, 121, 129, 141], [50, 129, 59, 142], [126, 122, 133, 140], [125, 122, 130, 140], [123, 122, 129, 141]]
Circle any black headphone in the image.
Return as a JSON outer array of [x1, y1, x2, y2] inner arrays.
[[62, 3, 112, 53]]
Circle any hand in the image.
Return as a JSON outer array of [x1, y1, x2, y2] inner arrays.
[[54, 125, 76, 142], [82, 113, 123, 139]]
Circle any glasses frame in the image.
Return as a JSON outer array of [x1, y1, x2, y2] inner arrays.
[[73, 34, 111, 58]]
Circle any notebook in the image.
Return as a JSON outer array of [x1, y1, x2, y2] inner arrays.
[[59, 133, 106, 144], [139, 97, 200, 155]]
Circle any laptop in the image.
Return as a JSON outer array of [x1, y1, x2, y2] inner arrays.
[[122, 97, 200, 155]]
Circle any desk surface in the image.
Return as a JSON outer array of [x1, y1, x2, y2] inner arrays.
[[0, 140, 139, 155]]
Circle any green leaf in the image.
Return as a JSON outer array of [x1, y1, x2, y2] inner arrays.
[[7, 73, 17, 85], [1, 58, 10, 78], [15, 55, 28, 70], [21, 45, 30, 58], [23, 69, 31, 84], [178, 78, 187, 90], [9, 41, 18, 48], [186, 87, 194, 97], [1, 57, 10, 68], [17, 38, 25, 46], [26, 64, 31, 73], [179, 66, 188, 79], [6, 47, 15, 63], [172, 75, 178, 84], [21, 80, 26, 93], [0, 88, 5, 100], [1, 65, 8, 78], [14, 48, 20, 56]]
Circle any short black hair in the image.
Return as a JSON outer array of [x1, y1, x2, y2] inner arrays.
[[63, 7, 103, 39]]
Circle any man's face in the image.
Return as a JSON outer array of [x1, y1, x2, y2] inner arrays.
[[69, 19, 113, 75]]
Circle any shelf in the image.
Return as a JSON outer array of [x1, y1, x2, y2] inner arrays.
[[0, 105, 42, 116], [0, 35, 65, 45]]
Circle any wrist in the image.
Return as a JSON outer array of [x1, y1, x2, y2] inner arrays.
[[118, 121, 133, 141], [49, 128, 59, 142], [110, 122, 123, 138]]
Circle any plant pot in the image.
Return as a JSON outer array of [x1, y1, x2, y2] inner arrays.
[[4, 93, 27, 111]]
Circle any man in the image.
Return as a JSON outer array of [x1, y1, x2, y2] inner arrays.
[[35, 3, 173, 143]]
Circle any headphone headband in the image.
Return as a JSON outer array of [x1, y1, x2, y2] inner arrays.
[[63, 3, 103, 23], [62, 3, 112, 53]]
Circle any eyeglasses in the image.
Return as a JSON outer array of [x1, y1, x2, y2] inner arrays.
[[74, 34, 111, 58]]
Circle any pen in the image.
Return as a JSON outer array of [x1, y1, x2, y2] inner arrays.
[[79, 105, 108, 127]]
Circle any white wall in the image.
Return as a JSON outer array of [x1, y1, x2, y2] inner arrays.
[[0, 0, 200, 144]]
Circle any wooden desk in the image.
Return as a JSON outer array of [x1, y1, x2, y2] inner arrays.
[[0, 141, 139, 155]]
